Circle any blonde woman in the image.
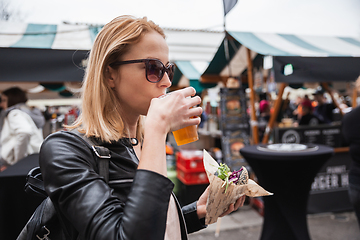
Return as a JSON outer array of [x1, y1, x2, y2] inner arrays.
[[39, 15, 245, 240]]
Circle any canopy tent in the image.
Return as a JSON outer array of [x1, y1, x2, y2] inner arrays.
[[173, 61, 217, 93], [204, 31, 360, 83], [0, 21, 223, 88], [202, 31, 360, 144], [230, 31, 360, 83], [202, 33, 260, 81], [0, 22, 94, 83]]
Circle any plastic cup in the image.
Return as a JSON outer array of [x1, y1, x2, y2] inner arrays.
[[172, 125, 199, 146]]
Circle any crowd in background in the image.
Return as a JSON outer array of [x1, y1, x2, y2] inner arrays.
[[0, 84, 355, 171], [0, 87, 79, 171], [257, 86, 352, 128], [0, 80, 359, 230], [252, 84, 356, 145]]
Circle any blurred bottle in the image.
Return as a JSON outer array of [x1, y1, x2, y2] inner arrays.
[[166, 143, 175, 171], [51, 113, 57, 133], [208, 106, 219, 135], [203, 101, 211, 132]]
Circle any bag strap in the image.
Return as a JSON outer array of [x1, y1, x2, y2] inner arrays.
[[25, 167, 47, 198], [68, 130, 111, 184], [25, 131, 111, 198]]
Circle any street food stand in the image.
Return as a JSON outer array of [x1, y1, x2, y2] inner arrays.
[[200, 31, 360, 214], [1, 21, 360, 236], [201, 31, 360, 142]]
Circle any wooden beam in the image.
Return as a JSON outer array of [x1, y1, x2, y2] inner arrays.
[[353, 86, 358, 108], [199, 75, 228, 84], [262, 83, 287, 144], [246, 47, 259, 144], [334, 147, 349, 153]]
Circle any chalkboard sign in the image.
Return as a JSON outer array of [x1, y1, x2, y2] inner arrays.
[[273, 124, 343, 148], [308, 152, 352, 213], [219, 88, 250, 170], [273, 124, 352, 213]]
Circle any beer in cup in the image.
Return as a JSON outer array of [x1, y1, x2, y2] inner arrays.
[[172, 124, 199, 146]]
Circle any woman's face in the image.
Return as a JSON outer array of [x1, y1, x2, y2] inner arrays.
[[108, 31, 172, 117]]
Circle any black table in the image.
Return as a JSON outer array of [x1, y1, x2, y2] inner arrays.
[[0, 154, 44, 240], [240, 144, 333, 240]]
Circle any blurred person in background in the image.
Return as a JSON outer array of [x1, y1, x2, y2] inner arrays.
[[313, 87, 336, 124], [280, 92, 295, 119], [339, 95, 352, 114], [298, 99, 320, 126], [292, 95, 304, 121], [259, 99, 271, 122], [258, 99, 270, 141], [0, 87, 44, 170], [342, 76, 360, 228]]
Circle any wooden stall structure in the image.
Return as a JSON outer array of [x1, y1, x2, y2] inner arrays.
[[202, 31, 360, 214], [201, 31, 360, 145]]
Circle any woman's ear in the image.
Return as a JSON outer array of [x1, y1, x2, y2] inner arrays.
[[106, 66, 117, 88]]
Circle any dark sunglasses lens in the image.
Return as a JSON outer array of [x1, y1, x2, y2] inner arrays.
[[167, 64, 174, 81], [147, 60, 163, 82]]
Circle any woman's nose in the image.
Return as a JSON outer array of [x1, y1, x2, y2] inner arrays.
[[160, 73, 172, 88]]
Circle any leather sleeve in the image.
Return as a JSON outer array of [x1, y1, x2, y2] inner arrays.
[[39, 132, 174, 240], [182, 202, 207, 234]]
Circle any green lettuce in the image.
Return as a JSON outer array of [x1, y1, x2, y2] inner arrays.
[[216, 163, 231, 193]]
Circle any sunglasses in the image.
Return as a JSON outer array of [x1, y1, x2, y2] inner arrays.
[[109, 58, 175, 83]]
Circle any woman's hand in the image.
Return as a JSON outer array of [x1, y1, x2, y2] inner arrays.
[[196, 186, 246, 219], [139, 87, 202, 176], [145, 87, 203, 135]]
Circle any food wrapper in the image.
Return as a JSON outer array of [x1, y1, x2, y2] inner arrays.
[[203, 150, 273, 225]]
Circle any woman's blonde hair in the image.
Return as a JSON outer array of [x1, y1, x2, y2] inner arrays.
[[68, 15, 165, 142]]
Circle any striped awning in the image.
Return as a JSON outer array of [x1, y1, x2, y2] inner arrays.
[[0, 21, 223, 83], [228, 31, 360, 57], [203, 31, 360, 84], [0, 22, 99, 82], [202, 33, 262, 79], [0, 22, 100, 50]]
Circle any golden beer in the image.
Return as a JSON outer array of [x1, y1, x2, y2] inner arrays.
[[172, 125, 198, 146]]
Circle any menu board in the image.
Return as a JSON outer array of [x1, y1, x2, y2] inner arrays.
[[273, 124, 352, 213], [273, 124, 343, 148], [219, 88, 250, 170], [308, 152, 352, 213]]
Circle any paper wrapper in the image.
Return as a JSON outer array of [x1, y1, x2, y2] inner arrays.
[[203, 150, 273, 225]]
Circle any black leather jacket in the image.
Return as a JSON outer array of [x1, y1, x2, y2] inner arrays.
[[39, 131, 206, 240]]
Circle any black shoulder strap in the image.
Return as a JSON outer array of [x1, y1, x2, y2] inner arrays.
[[68, 130, 111, 184], [25, 130, 111, 198]]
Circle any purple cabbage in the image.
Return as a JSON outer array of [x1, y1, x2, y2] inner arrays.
[[228, 167, 243, 184]]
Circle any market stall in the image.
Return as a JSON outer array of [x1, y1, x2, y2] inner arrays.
[[200, 30, 360, 213], [200, 30, 360, 142]]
